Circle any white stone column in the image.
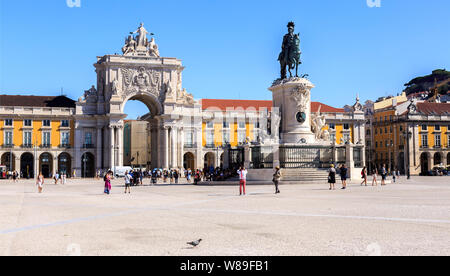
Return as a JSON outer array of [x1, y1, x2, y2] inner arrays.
[[117, 125, 124, 167], [109, 126, 115, 170], [179, 128, 184, 168], [52, 155, 57, 176], [74, 127, 82, 176], [170, 127, 178, 168], [96, 127, 102, 170], [163, 126, 169, 169]]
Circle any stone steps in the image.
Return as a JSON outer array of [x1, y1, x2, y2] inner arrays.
[[280, 168, 329, 183]]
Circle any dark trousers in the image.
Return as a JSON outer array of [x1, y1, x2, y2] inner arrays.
[[273, 180, 280, 193]]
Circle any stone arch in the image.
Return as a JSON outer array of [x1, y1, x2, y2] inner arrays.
[[20, 152, 34, 179], [58, 152, 72, 177], [81, 152, 95, 178], [433, 152, 442, 166], [183, 152, 195, 170], [420, 152, 430, 175], [121, 92, 163, 118], [204, 152, 215, 169], [39, 152, 53, 178], [1, 152, 16, 171]]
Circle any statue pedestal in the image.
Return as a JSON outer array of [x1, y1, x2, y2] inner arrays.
[[269, 77, 315, 144]]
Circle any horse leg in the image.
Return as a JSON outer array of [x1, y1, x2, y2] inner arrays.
[[296, 63, 299, 78]]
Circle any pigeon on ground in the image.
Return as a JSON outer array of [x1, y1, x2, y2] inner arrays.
[[187, 239, 202, 247]]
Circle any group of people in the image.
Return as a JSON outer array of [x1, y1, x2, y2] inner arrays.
[[1, 170, 20, 181], [328, 163, 395, 190]]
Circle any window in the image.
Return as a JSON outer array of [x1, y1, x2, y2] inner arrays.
[[421, 125, 428, 131], [42, 120, 51, 127], [343, 124, 350, 130], [329, 123, 336, 130], [84, 132, 93, 146], [238, 131, 246, 143], [385, 127, 388, 134], [366, 129, 370, 135], [448, 135, 450, 148], [366, 140, 371, 147], [343, 134, 350, 143], [400, 125, 403, 132], [389, 115, 393, 121], [384, 116, 387, 122], [206, 121, 214, 129], [42, 132, 51, 146], [435, 125, 441, 131], [390, 126, 393, 133], [24, 119, 32, 127], [375, 128, 378, 135], [61, 132, 70, 146], [330, 134, 336, 143], [4, 119, 12, 126], [185, 131, 194, 146], [385, 140, 389, 147], [222, 130, 230, 144], [421, 134, 428, 147], [61, 120, 69, 127], [4, 131, 13, 146], [222, 121, 229, 129], [23, 131, 32, 146], [238, 121, 246, 129], [206, 131, 214, 146], [435, 134, 441, 147], [375, 141, 378, 148]]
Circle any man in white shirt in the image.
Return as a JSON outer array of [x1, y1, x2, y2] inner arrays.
[[237, 166, 248, 196]]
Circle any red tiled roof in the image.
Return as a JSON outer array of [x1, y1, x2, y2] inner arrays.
[[311, 102, 345, 113], [200, 99, 346, 113], [416, 102, 450, 115], [0, 95, 76, 108]]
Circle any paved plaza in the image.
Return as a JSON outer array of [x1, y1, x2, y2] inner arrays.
[[0, 176, 449, 256]]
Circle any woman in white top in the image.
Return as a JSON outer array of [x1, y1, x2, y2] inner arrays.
[[36, 172, 44, 193]]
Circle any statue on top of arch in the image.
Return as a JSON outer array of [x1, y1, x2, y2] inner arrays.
[[122, 23, 160, 57]]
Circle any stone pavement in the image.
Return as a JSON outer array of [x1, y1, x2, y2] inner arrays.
[[0, 176, 449, 256]]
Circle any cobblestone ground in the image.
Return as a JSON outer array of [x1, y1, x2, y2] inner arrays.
[[0, 176, 449, 256]]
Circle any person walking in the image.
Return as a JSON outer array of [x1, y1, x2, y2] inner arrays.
[[381, 164, 387, 186], [61, 173, 66, 185], [151, 170, 157, 185], [340, 164, 348, 190], [186, 168, 192, 183], [124, 170, 131, 194], [104, 171, 112, 195], [174, 169, 179, 184], [54, 172, 59, 185], [272, 166, 281, 194], [12, 171, 17, 183], [361, 166, 368, 186], [237, 166, 248, 196], [36, 172, 44, 193], [194, 169, 201, 185], [372, 167, 378, 186], [328, 164, 336, 190]]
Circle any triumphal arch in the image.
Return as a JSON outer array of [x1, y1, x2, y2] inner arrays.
[[74, 23, 200, 175]]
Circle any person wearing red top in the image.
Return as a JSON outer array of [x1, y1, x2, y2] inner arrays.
[[237, 166, 248, 196]]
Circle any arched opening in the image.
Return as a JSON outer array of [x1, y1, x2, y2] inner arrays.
[[433, 152, 442, 166], [81, 152, 95, 178], [447, 153, 450, 166], [220, 153, 224, 169], [58, 153, 72, 177], [20, 153, 34, 179], [39, 152, 53, 178], [1, 153, 16, 172], [183, 152, 195, 170], [122, 94, 161, 170], [420, 153, 429, 175], [204, 152, 215, 170]]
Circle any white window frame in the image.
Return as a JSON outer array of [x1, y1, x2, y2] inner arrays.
[[206, 121, 214, 129], [206, 130, 214, 146], [4, 131, 13, 145], [4, 119, 13, 127], [23, 119, 32, 127], [61, 131, 70, 146], [222, 130, 230, 144], [42, 120, 51, 127], [61, 120, 70, 128], [23, 131, 32, 146], [435, 134, 441, 147], [42, 131, 51, 146], [84, 132, 93, 145], [422, 134, 428, 147]]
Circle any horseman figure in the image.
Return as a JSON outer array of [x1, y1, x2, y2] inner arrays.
[[278, 22, 302, 79]]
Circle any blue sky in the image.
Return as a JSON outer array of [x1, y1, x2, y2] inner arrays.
[[1, 0, 450, 119]]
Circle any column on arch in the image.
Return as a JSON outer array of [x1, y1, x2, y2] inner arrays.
[[117, 124, 124, 167], [96, 126, 102, 171], [170, 126, 178, 168]]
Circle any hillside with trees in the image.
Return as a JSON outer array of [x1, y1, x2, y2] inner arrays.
[[404, 69, 450, 96]]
